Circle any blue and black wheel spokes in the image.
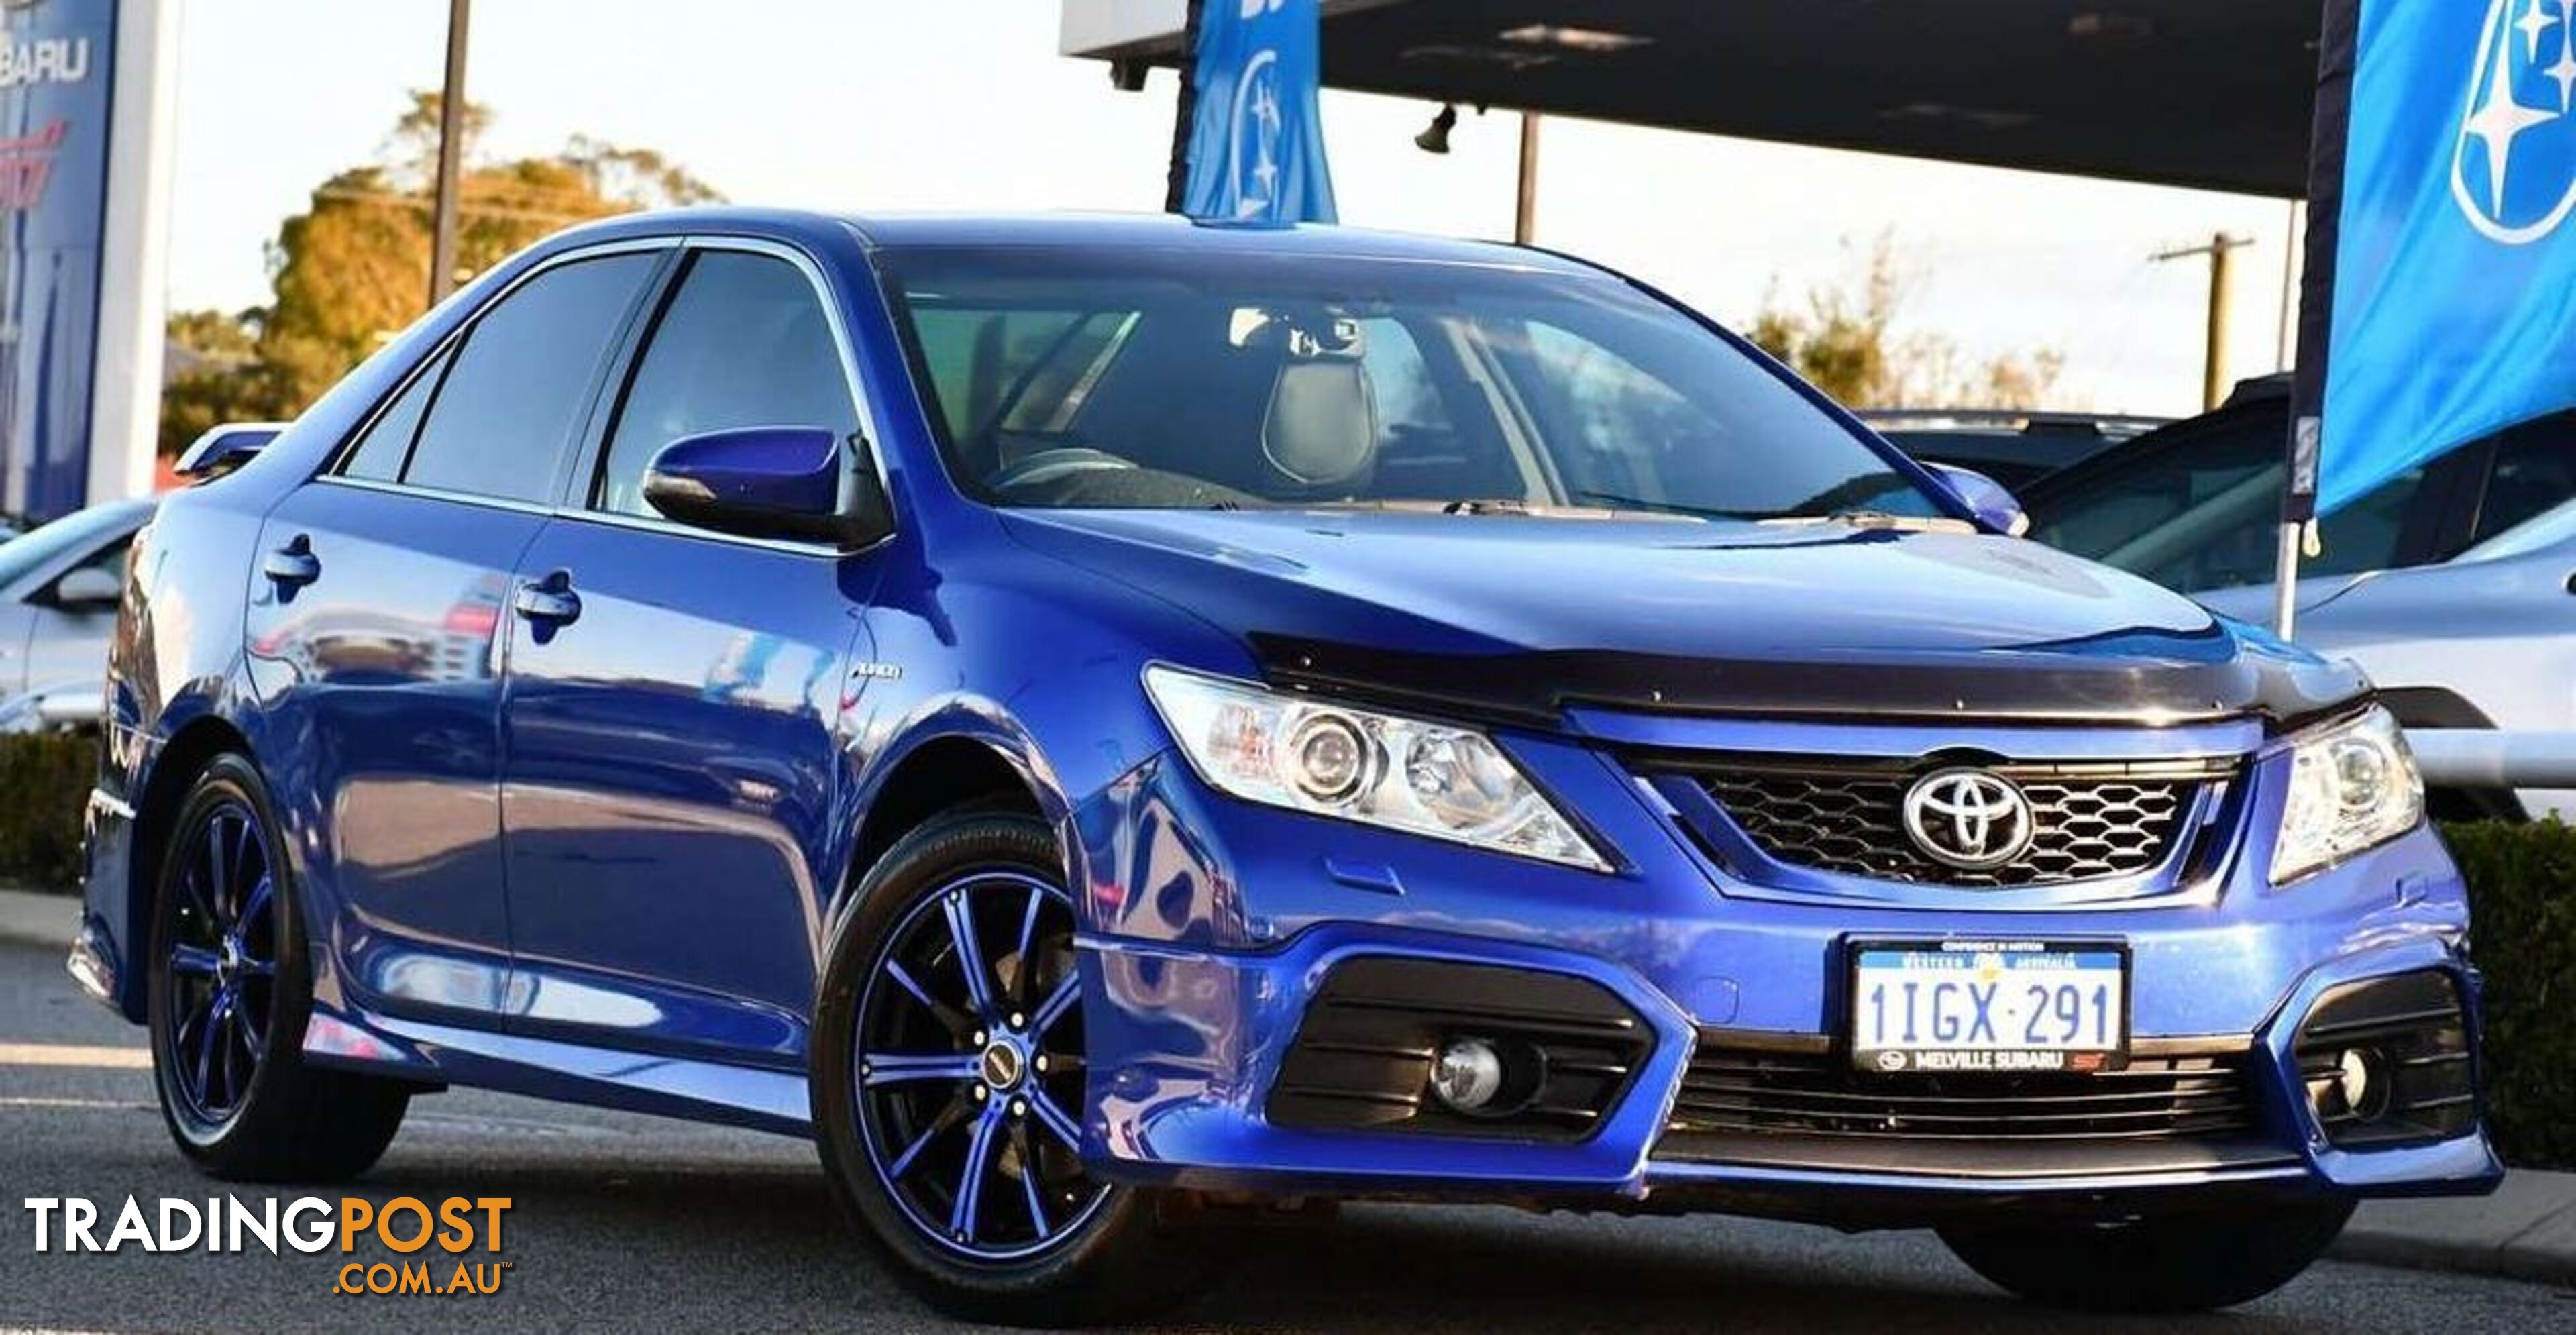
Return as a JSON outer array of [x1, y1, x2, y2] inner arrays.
[[162, 802, 278, 1125], [855, 871, 1107, 1261]]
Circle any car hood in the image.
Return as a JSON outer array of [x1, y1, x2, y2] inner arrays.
[[1001, 509, 2365, 728]]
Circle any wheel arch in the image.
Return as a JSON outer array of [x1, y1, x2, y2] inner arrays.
[[837, 715, 1064, 934], [115, 712, 256, 1020]]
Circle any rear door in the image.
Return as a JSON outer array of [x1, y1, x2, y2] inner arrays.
[[498, 241, 877, 1063], [243, 244, 665, 1022]]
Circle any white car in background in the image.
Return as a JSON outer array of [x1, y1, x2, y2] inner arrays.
[[2021, 376, 2575, 821]]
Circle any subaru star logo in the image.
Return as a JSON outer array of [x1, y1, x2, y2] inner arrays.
[[1225, 48, 1285, 219], [2454, 0, 2576, 243], [1902, 769, 2035, 871]]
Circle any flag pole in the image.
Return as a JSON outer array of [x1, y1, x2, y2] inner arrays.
[[2281, 0, 2358, 639], [1162, 0, 1205, 214]]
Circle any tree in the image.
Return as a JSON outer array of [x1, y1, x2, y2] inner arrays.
[[158, 95, 722, 452], [1748, 235, 2065, 411]]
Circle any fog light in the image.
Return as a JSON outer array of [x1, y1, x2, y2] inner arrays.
[[2337, 1047, 2391, 1120], [1430, 1038, 1506, 1114]]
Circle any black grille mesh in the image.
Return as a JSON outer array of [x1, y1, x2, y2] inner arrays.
[[1666, 1044, 2259, 1143], [1687, 765, 2215, 888]]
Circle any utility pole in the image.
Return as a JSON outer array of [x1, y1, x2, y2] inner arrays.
[[427, 0, 472, 307], [1514, 113, 1540, 245], [2153, 232, 2253, 411]]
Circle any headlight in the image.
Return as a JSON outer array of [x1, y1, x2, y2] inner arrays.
[[2271, 705, 2424, 884], [1142, 666, 1609, 871]]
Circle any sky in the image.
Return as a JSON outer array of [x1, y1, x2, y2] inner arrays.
[[167, 0, 2305, 417]]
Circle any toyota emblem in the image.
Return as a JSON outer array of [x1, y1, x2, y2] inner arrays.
[[1902, 769, 2035, 871]]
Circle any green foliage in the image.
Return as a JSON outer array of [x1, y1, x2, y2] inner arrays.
[[0, 731, 92, 890], [2447, 818, 2576, 1169], [1747, 233, 2065, 410], [158, 93, 722, 455]]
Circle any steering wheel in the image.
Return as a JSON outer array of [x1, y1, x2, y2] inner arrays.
[[987, 447, 1139, 494]]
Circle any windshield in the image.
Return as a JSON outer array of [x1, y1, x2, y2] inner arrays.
[[0, 500, 150, 592], [881, 246, 1945, 521]]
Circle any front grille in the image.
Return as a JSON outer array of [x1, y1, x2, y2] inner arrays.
[[1666, 1041, 2261, 1144], [1674, 759, 2229, 888]]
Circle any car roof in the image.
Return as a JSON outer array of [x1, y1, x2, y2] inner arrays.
[[546, 206, 1603, 276]]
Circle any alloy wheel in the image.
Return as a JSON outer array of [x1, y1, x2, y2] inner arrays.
[[160, 801, 279, 1129], [853, 869, 1108, 1261]]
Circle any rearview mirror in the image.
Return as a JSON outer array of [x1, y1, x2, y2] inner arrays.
[[50, 566, 121, 612], [641, 426, 892, 547], [1924, 462, 2031, 537]]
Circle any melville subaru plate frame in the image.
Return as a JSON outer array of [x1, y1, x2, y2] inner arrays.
[[1843, 937, 2135, 1075]]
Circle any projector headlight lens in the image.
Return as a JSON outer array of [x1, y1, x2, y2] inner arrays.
[[2271, 705, 2424, 884], [1143, 666, 1609, 871]]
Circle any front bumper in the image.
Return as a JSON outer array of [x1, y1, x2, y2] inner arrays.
[[1067, 735, 2502, 1219], [1075, 922, 2498, 1218]]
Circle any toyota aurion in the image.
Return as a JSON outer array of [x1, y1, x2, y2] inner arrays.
[[72, 211, 2497, 1323]]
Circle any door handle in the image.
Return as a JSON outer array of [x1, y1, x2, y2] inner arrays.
[[262, 535, 321, 587], [513, 571, 582, 626]]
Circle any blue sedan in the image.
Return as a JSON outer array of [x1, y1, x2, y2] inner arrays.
[[74, 210, 2495, 1323]]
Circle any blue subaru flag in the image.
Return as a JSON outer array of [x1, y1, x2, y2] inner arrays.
[[2316, 0, 2576, 514], [1179, 0, 1336, 223]]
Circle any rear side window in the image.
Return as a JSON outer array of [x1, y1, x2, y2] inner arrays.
[[593, 250, 859, 517], [402, 253, 657, 503], [339, 345, 451, 482]]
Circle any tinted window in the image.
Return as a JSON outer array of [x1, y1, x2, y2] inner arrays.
[[2027, 407, 2447, 592], [2472, 413, 2576, 544], [340, 346, 451, 481], [595, 250, 859, 517], [883, 246, 1939, 520], [403, 253, 656, 502]]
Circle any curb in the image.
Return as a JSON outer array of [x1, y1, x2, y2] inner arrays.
[[2333, 1171, 2576, 1288], [3, 885, 2569, 1288]]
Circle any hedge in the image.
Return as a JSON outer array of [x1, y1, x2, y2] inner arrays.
[[2446, 818, 2576, 1170], [0, 734, 2566, 1164], [0, 731, 90, 892]]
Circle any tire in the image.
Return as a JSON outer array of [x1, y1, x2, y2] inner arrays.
[[811, 812, 1206, 1326], [146, 753, 410, 1182], [1939, 1200, 2354, 1313]]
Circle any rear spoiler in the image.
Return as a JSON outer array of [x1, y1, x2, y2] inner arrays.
[[174, 422, 289, 480]]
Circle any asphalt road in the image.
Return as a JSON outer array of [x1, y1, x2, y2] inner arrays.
[[1, 935, 2568, 1334]]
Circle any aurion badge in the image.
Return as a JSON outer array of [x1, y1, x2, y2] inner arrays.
[[1901, 769, 2034, 871], [2455, 0, 2576, 243]]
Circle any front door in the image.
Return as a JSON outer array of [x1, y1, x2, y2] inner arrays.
[[499, 244, 877, 1063], [244, 247, 663, 1021]]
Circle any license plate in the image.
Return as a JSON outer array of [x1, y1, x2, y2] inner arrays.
[[1849, 939, 2127, 1074]]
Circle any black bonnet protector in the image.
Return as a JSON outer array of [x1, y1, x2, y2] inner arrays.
[[1249, 626, 2371, 734]]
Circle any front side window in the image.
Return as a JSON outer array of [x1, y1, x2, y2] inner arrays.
[[881, 246, 1941, 521], [401, 252, 658, 504], [594, 250, 861, 517]]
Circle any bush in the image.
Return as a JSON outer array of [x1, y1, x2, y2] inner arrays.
[[2445, 818, 2576, 1171], [0, 729, 92, 892]]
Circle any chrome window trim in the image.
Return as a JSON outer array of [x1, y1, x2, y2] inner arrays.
[[309, 230, 901, 562]]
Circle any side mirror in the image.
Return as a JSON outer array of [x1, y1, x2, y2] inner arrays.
[[641, 426, 892, 547], [49, 566, 121, 612], [174, 423, 286, 480], [1924, 462, 2031, 537]]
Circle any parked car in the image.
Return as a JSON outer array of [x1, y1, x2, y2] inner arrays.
[[2020, 375, 2575, 820], [76, 211, 2493, 1324], [1863, 409, 2165, 491], [0, 498, 154, 702]]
